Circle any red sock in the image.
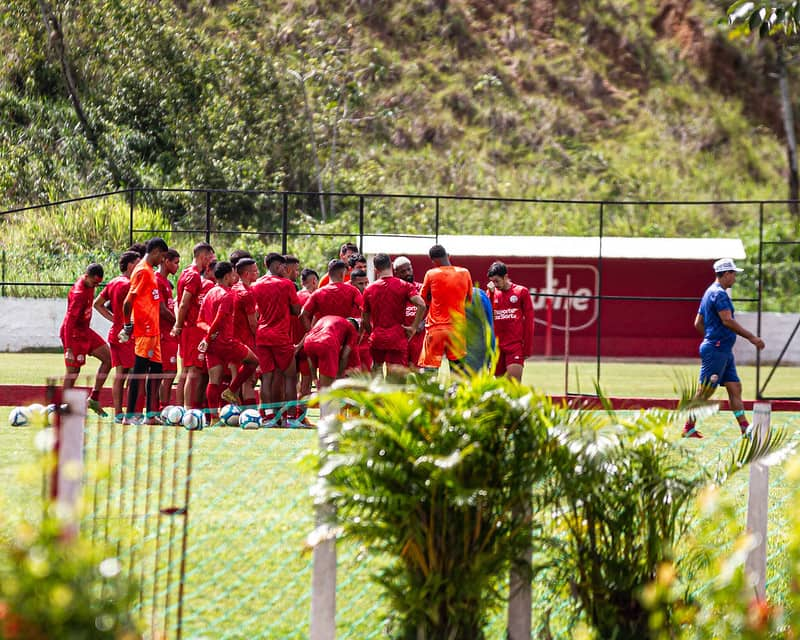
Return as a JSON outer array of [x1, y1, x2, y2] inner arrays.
[[206, 383, 222, 420], [242, 393, 257, 409], [230, 364, 257, 394]]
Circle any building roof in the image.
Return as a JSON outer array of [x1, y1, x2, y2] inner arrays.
[[361, 235, 746, 260]]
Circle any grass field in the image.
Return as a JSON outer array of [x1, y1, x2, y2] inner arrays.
[[1, 354, 800, 637]]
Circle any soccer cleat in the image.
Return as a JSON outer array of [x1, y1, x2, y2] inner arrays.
[[114, 413, 126, 425], [88, 398, 108, 417], [682, 425, 703, 439], [220, 388, 240, 405]]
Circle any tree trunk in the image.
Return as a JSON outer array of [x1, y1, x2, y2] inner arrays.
[[777, 47, 799, 216]]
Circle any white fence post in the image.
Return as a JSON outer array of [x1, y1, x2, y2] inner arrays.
[[56, 388, 87, 540], [310, 401, 337, 640], [745, 402, 771, 601]]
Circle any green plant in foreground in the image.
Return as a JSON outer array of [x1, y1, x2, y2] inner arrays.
[[318, 370, 556, 639], [0, 515, 139, 639]]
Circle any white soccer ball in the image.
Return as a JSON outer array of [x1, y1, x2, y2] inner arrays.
[[238, 408, 261, 430], [220, 404, 241, 426], [9, 406, 31, 427], [163, 405, 186, 426], [182, 408, 206, 431], [27, 403, 46, 416]]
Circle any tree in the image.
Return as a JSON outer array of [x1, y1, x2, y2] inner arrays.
[[728, 1, 800, 214]]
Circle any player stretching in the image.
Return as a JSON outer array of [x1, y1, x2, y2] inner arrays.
[[232, 257, 260, 408], [418, 245, 473, 372], [198, 262, 259, 423], [121, 238, 169, 423], [60, 263, 111, 416], [487, 261, 534, 381], [299, 315, 360, 390], [172, 242, 215, 408], [157, 249, 180, 406], [251, 253, 301, 426], [299, 259, 363, 330], [682, 258, 766, 439], [93, 251, 141, 420], [393, 256, 426, 368], [362, 253, 426, 376]]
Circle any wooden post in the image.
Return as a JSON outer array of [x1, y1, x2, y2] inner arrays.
[[310, 400, 337, 640], [507, 500, 532, 639], [56, 388, 87, 540], [745, 402, 771, 600]]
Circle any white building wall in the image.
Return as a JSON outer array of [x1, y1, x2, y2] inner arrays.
[[0, 298, 111, 351]]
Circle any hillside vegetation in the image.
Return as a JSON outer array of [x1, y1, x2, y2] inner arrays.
[[1, 0, 800, 307]]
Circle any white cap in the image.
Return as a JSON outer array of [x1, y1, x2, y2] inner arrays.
[[713, 258, 743, 273], [392, 256, 411, 269]]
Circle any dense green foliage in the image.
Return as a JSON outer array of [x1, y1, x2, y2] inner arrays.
[[1, 0, 798, 231]]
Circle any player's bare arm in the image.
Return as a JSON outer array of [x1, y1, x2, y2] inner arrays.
[[171, 289, 193, 336], [93, 290, 114, 323], [693, 313, 704, 336], [718, 310, 765, 349], [407, 295, 426, 338], [338, 346, 352, 377]]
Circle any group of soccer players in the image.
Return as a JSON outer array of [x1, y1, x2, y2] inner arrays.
[[59, 240, 536, 426]]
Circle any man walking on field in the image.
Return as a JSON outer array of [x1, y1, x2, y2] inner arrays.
[[60, 263, 111, 416], [682, 258, 765, 439], [487, 261, 534, 381], [418, 244, 473, 371]]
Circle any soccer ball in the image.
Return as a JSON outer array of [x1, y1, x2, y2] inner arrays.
[[220, 404, 241, 426], [45, 404, 57, 426], [238, 408, 261, 430], [163, 405, 186, 426], [182, 408, 206, 431], [27, 403, 46, 417], [9, 406, 31, 427]]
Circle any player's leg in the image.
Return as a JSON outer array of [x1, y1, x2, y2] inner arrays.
[[143, 338, 162, 422], [205, 363, 225, 423], [88, 340, 111, 417], [126, 355, 150, 421], [721, 355, 749, 435], [64, 366, 80, 390], [257, 345, 277, 423], [222, 344, 258, 405], [276, 345, 297, 426], [683, 345, 726, 438], [112, 366, 128, 419]]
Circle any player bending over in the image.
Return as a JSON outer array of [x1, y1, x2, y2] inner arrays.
[[300, 315, 360, 390]]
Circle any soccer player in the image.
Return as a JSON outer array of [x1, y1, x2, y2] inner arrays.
[[682, 258, 765, 439], [299, 315, 360, 390], [121, 237, 169, 423], [232, 257, 260, 408], [295, 269, 319, 402], [93, 250, 141, 420], [172, 242, 215, 408], [348, 267, 372, 370], [229, 249, 252, 267], [318, 242, 359, 287], [362, 253, 425, 374], [299, 259, 363, 331], [60, 263, 111, 416], [393, 256, 426, 368], [284, 255, 301, 286], [418, 244, 473, 371], [487, 261, 534, 381], [198, 261, 259, 423], [157, 248, 181, 406], [251, 253, 301, 425]]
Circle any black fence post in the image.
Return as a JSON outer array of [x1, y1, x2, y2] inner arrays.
[[205, 191, 211, 244], [757, 201, 764, 399], [595, 202, 604, 386], [1, 249, 5, 297], [358, 196, 365, 251], [282, 192, 289, 255], [128, 189, 135, 247], [435, 197, 440, 241]]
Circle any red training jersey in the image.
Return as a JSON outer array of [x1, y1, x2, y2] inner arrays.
[[363, 276, 417, 349], [200, 284, 237, 345], [420, 266, 473, 329], [232, 281, 257, 347], [292, 288, 313, 344], [489, 282, 534, 355], [104, 275, 131, 341], [304, 315, 358, 352], [302, 282, 362, 325], [176, 265, 204, 328], [251, 274, 300, 346], [156, 271, 176, 335], [60, 276, 96, 350]]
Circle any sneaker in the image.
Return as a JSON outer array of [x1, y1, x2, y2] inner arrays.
[[221, 388, 240, 405], [682, 425, 703, 439], [114, 413, 126, 424], [260, 413, 278, 428], [88, 398, 108, 418]]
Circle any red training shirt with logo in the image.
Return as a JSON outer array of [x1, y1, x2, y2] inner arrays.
[[176, 265, 204, 328], [303, 282, 362, 324], [60, 276, 95, 350], [363, 276, 417, 348], [489, 283, 534, 354]]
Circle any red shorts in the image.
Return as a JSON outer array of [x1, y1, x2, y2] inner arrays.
[[418, 325, 464, 369], [495, 344, 526, 376], [408, 331, 424, 368], [206, 339, 249, 370], [370, 347, 406, 367], [304, 339, 340, 379], [256, 343, 295, 374], [62, 329, 106, 369], [161, 335, 179, 373], [180, 326, 205, 368], [134, 335, 161, 363], [110, 338, 135, 369]]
